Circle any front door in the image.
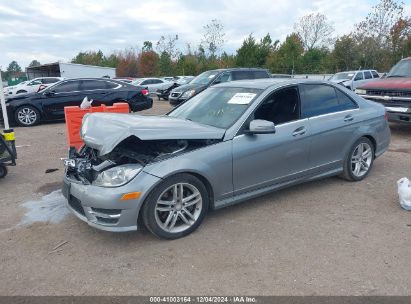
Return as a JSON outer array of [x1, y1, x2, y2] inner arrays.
[[232, 86, 312, 195], [41, 80, 83, 119]]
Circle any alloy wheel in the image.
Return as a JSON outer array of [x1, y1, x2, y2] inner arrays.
[[17, 107, 38, 126], [154, 183, 202, 233], [351, 142, 373, 178]]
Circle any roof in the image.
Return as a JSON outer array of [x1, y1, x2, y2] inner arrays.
[[214, 78, 335, 90], [208, 67, 269, 72]]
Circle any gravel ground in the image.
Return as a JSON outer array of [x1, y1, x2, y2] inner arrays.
[[1, 100, 411, 296]]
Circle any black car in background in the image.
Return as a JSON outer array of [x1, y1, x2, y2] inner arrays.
[[2, 78, 153, 127], [168, 68, 271, 106]]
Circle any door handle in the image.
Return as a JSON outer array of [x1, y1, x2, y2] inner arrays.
[[292, 127, 306, 136], [344, 115, 354, 122]]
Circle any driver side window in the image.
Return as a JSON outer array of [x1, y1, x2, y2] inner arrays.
[[253, 86, 301, 125]]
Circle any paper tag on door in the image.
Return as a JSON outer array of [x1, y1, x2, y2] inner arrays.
[[227, 93, 256, 105]]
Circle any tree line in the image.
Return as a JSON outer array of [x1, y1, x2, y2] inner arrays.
[[3, 0, 410, 80]]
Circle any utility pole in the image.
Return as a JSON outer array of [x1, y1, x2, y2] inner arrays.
[[0, 68, 10, 130]]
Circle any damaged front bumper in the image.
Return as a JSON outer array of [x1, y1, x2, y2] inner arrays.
[[63, 171, 161, 232]]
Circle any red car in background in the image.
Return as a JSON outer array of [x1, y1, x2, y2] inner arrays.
[[355, 57, 411, 123]]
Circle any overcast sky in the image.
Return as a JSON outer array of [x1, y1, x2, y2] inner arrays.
[[0, 0, 410, 70]]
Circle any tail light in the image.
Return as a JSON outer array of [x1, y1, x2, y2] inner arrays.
[[384, 111, 388, 121], [141, 89, 149, 96]]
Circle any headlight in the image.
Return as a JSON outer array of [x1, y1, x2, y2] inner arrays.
[[181, 89, 196, 99], [355, 89, 366, 95], [93, 164, 142, 187]]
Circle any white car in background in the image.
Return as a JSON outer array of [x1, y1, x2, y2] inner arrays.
[[131, 77, 172, 94], [3, 77, 64, 96], [329, 70, 380, 90]]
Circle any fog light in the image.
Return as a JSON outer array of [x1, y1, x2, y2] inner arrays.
[[120, 192, 141, 201]]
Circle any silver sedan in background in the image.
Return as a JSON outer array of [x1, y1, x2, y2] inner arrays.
[[63, 79, 390, 239]]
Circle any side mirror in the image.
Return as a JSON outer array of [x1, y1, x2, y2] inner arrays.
[[44, 90, 55, 96], [245, 119, 276, 135]]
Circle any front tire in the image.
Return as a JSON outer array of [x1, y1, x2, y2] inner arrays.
[[14, 105, 40, 127], [342, 137, 374, 181], [141, 173, 209, 239]]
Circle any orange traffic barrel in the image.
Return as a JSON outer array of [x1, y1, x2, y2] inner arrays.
[[64, 103, 129, 150]]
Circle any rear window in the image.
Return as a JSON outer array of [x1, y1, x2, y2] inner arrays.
[[81, 80, 108, 90], [232, 70, 268, 81]]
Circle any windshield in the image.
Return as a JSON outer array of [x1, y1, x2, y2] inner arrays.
[[168, 87, 262, 129], [387, 60, 411, 77], [190, 71, 220, 85], [330, 72, 354, 81]]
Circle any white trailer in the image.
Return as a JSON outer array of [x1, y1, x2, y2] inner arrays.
[[26, 62, 116, 80]]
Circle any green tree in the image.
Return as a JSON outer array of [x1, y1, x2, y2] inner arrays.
[[28, 60, 41, 67], [158, 51, 174, 76], [142, 41, 153, 52], [332, 35, 360, 71], [7, 61, 22, 73], [270, 33, 304, 74], [71, 50, 104, 66]]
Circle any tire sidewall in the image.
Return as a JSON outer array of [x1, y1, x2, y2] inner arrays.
[[345, 137, 374, 181], [14, 105, 40, 127], [142, 173, 209, 240]]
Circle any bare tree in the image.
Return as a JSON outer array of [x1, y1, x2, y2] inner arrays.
[[156, 35, 179, 59], [294, 13, 334, 50], [202, 19, 225, 57]]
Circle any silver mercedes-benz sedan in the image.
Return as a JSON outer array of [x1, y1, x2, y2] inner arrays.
[[62, 79, 391, 239]]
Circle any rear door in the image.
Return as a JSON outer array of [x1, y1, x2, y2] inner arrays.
[[300, 84, 359, 173], [79, 79, 115, 105]]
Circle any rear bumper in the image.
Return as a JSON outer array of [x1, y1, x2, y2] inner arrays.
[[130, 98, 153, 112]]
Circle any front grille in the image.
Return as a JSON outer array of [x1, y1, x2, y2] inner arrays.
[[366, 89, 411, 98], [68, 195, 85, 216]]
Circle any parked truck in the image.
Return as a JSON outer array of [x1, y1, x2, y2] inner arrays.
[[355, 57, 411, 123]]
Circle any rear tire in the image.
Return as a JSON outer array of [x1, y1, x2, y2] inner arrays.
[[141, 173, 209, 239], [341, 137, 374, 181]]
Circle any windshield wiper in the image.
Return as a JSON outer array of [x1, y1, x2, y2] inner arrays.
[[387, 75, 406, 78]]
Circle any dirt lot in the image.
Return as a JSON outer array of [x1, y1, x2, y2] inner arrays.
[[1, 100, 411, 296]]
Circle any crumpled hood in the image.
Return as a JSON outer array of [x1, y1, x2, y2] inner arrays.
[[81, 113, 226, 155], [359, 77, 411, 90]]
